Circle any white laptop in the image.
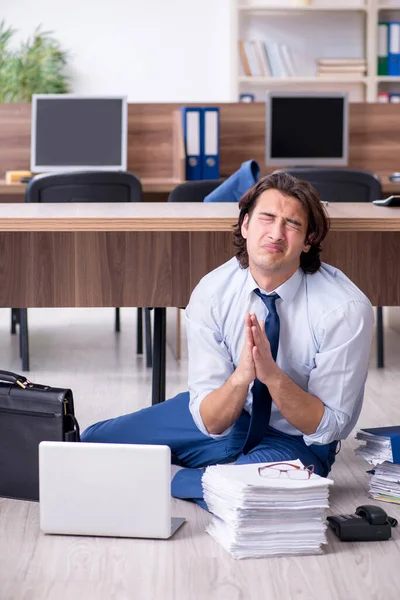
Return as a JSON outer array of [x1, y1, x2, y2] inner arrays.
[[39, 441, 185, 539]]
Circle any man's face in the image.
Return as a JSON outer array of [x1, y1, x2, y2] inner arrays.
[[241, 188, 311, 276]]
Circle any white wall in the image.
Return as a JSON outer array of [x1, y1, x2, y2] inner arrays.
[[2, 0, 234, 102]]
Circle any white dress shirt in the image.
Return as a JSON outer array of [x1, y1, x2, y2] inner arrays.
[[185, 257, 374, 446]]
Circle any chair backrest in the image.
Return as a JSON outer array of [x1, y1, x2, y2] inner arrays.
[[168, 179, 225, 202], [25, 171, 143, 203], [273, 168, 382, 203]]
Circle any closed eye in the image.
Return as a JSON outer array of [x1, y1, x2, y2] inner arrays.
[[285, 220, 301, 230], [258, 214, 302, 229]]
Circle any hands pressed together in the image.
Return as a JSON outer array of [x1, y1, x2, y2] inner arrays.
[[232, 314, 280, 389]]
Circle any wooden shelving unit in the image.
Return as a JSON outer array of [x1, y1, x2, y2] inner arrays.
[[232, 0, 400, 102]]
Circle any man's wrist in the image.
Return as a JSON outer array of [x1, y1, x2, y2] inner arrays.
[[230, 371, 251, 391], [261, 363, 284, 388]]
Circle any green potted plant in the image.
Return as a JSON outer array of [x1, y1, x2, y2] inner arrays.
[[0, 20, 69, 102]]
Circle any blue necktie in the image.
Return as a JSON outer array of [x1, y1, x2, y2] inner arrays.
[[242, 290, 280, 455]]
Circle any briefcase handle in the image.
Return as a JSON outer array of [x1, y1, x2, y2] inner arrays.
[[0, 370, 31, 388]]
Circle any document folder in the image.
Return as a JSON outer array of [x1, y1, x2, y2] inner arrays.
[[202, 107, 220, 180], [378, 22, 389, 76], [362, 426, 400, 463], [388, 22, 400, 76], [181, 107, 202, 180]]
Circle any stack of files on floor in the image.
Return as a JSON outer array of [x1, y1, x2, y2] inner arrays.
[[316, 58, 367, 78], [202, 459, 333, 560], [355, 426, 400, 506]]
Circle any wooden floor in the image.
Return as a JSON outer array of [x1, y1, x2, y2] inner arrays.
[[0, 307, 400, 600]]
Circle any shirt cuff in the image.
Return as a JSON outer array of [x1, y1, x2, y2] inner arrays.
[[189, 392, 234, 439], [303, 405, 342, 446]]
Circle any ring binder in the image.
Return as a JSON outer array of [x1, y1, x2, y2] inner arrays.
[[202, 108, 220, 180]]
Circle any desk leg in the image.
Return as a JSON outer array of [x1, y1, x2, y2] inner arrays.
[[152, 308, 166, 404], [377, 306, 384, 369]]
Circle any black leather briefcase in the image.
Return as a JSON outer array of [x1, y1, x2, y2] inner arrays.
[[0, 370, 80, 501]]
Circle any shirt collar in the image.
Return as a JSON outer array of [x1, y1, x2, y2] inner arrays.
[[244, 267, 303, 305]]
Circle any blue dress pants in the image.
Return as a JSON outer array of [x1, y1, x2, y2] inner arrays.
[[81, 392, 337, 511]]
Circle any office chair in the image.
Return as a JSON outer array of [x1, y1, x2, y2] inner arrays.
[[274, 168, 384, 368], [168, 178, 225, 203], [11, 171, 152, 371]]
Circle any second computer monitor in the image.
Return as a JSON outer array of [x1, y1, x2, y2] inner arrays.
[[31, 94, 127, 173], [266, 91, 349, 167]]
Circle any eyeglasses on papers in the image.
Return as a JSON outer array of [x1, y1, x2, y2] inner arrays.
[[258, 462, 315, 480]]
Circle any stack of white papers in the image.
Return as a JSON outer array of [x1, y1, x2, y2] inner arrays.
[[202, 459, 333, 559], [369, 463, 400, 505], [354, 431, 393, 465], [355, 429, 400, 505]]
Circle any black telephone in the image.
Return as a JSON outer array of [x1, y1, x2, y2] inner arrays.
[[327, 505, 398, 542]]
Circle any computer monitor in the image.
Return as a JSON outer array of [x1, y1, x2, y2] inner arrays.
[[31, 94, 127, 173], [266, 91, 348, 167]]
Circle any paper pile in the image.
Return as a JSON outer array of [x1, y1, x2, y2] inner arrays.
[[368, 462, 400, 505], [355, 431, 400, 505], [355, 430, 393, 465], [202, 459, 333, 559]]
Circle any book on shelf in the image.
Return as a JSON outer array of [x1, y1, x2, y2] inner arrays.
[[252, 40, 271, 77], [280, 44, 296, 77], [317, 58, 366, 66], [239, 40, 251, 76], [238, 39, 297, 78], [317, 66, 367, 73], [317, 74, 364, 79], [316, 58, 366, 78], [317, 58, 367, 77], [266, 42, 297, 77], [244, 40, 261, 76], [268, 43, 288, 77]]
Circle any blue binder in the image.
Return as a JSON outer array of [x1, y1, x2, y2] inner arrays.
[[181, 107, 202, 180], [388, 22, 400, 76], [201, 107, 220, 180], [362, 426, 400, 463]]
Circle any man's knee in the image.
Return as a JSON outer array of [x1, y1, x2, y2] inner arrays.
[[81, 419, 112, 442], [80, 391, 191, 445]]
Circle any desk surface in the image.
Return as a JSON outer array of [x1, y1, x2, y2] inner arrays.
[[1, 202, 400, 232]]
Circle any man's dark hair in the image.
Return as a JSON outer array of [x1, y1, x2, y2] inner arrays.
[[233, 172, 330, 274]]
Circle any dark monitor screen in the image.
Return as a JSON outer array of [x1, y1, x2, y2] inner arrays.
[[31, 96, 127, 172], [266, 93, 348, 167]]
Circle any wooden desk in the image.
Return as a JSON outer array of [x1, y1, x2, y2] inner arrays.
[[1, 202, 399, 401]]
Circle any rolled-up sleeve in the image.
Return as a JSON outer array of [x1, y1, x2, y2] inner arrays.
[[185, 290, 236, 439], [303, 300, 374, 446]]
